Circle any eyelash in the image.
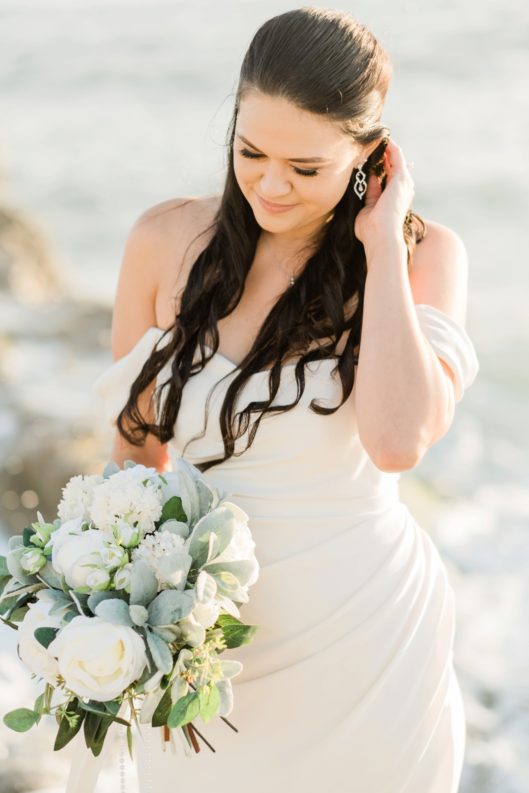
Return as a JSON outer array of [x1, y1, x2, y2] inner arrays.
[[237, 148, 320, 177]]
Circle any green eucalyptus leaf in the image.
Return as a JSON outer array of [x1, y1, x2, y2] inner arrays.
[[3, 708, 39, 732]]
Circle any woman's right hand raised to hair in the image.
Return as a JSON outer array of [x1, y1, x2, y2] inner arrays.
[[354, 137, 415, 253]]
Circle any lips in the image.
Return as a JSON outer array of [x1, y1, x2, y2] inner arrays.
[[256, 194, 298, 211]]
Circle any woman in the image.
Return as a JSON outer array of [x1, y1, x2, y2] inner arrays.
[[79, 7, 480, 793]]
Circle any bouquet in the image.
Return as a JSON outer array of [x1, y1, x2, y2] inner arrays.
[[0, 458, 260, 759]]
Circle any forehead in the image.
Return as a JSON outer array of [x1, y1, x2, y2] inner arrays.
[[236, 91, 355, 159]]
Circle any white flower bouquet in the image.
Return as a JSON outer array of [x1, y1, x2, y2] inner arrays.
[[0, 458, 260, 758]]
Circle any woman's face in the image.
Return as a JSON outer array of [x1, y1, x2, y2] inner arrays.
[[233, 91, 366, 242]]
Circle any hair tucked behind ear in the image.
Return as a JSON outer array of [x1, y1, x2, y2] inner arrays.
[[115, 6, 427, 471]]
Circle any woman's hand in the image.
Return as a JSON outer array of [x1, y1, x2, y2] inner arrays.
[[354, 137, 415, 250]]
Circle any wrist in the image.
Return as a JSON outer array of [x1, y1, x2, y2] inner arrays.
[[363, 233, 407, 261]]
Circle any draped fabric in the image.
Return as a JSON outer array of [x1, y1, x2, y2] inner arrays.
[[68, 303, 479, 792]]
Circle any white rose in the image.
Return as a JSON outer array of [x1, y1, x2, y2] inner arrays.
[[48, 615, 148, 701], [52, 528, 109, 589], [17, 591, 68, 685], [48, 516, 85, 556]]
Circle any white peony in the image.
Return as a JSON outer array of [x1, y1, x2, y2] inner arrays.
[[52, 528, 112, 590], [89, 465, 163, 536], [48, 615, 148, 701], [17, 591, 69, 685], [57, 474, 104, 523]]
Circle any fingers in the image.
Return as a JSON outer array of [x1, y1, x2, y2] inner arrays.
[[362, 170, 381, 208]]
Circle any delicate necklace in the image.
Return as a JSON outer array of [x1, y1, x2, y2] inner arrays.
[[262, 235, 307, 287]]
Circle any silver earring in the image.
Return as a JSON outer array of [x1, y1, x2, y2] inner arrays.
[[353, 161, 367, 200]]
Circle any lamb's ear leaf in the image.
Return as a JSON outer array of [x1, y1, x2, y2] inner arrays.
[[94, 598, 133, 626], [130, 560, 158, 607], [146, 631, 173, 675]]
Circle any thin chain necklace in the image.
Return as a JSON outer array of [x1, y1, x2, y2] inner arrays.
[[262, 235, 307, 287]]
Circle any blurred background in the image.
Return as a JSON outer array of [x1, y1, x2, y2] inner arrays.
[[0, 1, 528, 791]]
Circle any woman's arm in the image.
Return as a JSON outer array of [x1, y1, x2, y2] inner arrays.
[[354, 222, 469, 472], [109, 207, 173, 474]]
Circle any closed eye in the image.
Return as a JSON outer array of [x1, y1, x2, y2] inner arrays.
[[237, 148, 320, 177]]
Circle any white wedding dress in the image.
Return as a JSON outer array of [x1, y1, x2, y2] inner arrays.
[[68, 302, 479, 793]]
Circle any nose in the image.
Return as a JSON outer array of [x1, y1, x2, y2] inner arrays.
[[259, 163, 293, 199]]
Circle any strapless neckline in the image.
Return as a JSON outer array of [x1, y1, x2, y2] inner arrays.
[[151, 326, 340, 376]]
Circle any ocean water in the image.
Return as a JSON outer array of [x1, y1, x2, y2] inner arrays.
[[0, 1, 528, 791]]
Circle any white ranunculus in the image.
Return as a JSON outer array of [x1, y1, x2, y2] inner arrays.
[[48, 615, 148, 701], [51, 528, 109, 589], [17, 591, 68, 685], [19, 547, 46, 575], [85, 568, 111, 591]]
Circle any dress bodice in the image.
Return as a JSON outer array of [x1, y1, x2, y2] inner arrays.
[[91, 303, 480, 520]]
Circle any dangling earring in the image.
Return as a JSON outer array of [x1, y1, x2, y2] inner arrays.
[[353, 161, 367, 200]]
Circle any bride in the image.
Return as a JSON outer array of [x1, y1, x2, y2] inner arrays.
[[72, 6, 479, 792]]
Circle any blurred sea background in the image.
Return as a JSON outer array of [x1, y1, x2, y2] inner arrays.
[[0, 1, 528, 791]]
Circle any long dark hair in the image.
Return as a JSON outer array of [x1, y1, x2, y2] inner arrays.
[[116, 7, 427, 471]]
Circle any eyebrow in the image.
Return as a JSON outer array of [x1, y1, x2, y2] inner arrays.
[[236, 133, 331, 163]]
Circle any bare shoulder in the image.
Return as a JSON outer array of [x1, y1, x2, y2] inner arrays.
[[409, 217, 470, 325], [144, 194, 222, 328]]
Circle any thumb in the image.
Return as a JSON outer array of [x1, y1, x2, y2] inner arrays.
[[362, 171, 381, 208]]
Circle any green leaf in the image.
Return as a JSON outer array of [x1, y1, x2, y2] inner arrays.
[[151, 686, 172, 727], [160, 496, 187, 524], [104, 700, 121, 716], [127, 725, 133, 759], [167, 691, 200, 729], [129, 560, 158, 607], [94, 598, 133, 626], [78, 701, 130, 726], [216, 613, 259, 649], [103, 460, 121, 478], [147, 589, 195, 627], [0, 556, 9, 577], [146, 631, 173, 675], [198, 683, 221, 723], [54, 700, 85, 751], [3, 708, 39, 732], [204, 559, 257, 587], [83, 711, 103, 753], [87, 590, 125, 614], [34, 626, 59, 649], [22, 527, 35, 548]]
